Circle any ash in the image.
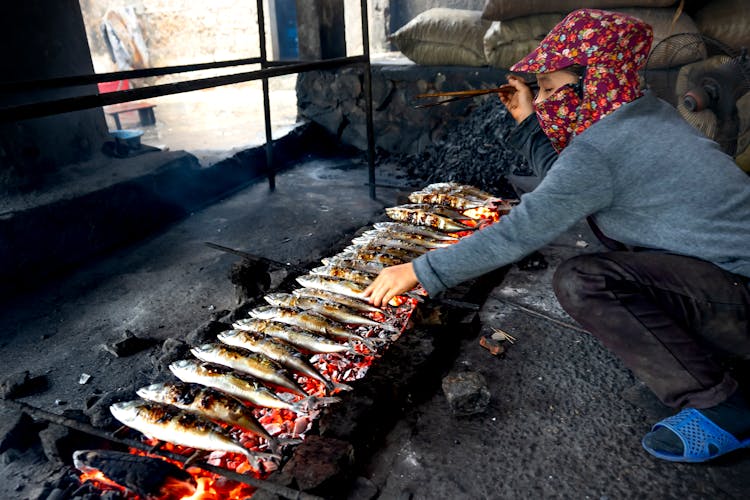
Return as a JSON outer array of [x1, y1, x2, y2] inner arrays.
[[380, 98, 527, 198]]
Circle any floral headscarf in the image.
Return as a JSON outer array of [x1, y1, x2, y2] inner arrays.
[[510, 9, 653, 152]]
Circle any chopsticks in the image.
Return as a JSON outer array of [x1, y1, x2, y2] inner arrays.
[[413, 81, 538, 108]]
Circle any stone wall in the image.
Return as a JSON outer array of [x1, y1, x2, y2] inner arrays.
[[297, 58, 506, 154]]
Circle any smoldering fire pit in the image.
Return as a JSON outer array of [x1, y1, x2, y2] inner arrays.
[[0, 183, 511, 500]]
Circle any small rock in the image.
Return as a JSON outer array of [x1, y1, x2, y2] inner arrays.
[[78, 373, 91, 385], [101, 331, 157, 358], [441, 371, 491, 416]]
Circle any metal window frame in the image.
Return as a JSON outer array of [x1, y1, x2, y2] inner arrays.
[[0, 0, 377, 199]]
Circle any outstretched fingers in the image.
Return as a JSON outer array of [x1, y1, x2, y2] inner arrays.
[[363, 263, 419, 307]]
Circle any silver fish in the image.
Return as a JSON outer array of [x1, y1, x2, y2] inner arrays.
[[232, 319, 353, 354], [292, 287, 392, 316], [343, 243, 422, 261], [136, 381, 279, 452], [320, 256, 387, 274], [349, 236, 431, 255], [372, 222, 459, 241], [110, 400, 275, 463], [217, 329, 352, 393], [296, 274, 369, 300], [191, 343, 307, 396], [360, 229, 457, 249], [384, 206, 474, 232], [329, 250, 406, 267], [389, 203, 469, 221], [169, 359, 309, 414], [420, 182, 497, 201], [310, 265, 377, 285], [265, 292, 399, 334], [249, 306, 385, 351], [408, 191, 484, 210]]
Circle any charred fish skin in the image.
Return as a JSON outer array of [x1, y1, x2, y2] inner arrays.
[[109, 399, 272, 463], [372, 222, 459, 241], [390, 203, 469, 221], [408, 191, 483, 210], [190, 343, 308, 396], [321, 256, 386, 274], [231, 319, 353, 354], [217, 329, 352, 393], [348, 237, 431, 256], [310, 265, 377, 285], [359, 229, 457, 249], [292, 287, 391, 316], [168, 359, 308, 414], [135, 381, 278, 451], [248, 305, 384, 351], [385, 207, 473, 232], [343, 242, 422, 261], [296, 274, 369, 300]]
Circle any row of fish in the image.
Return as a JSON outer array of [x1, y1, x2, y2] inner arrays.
[[107, 182, 504, 471]]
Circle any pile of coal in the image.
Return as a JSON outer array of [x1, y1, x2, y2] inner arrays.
[[380, 97, 529, 198]]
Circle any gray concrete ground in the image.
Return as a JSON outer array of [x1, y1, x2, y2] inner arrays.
[[0, 155, 749, 499]]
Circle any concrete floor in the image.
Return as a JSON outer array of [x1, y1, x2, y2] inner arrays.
[[1, 155, 749, 499]]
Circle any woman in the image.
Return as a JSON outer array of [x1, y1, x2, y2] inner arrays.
[[364, 9, 750, 463]]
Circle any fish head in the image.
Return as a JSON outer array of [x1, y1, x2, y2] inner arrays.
[[169, 358, 200, 376], [218, 329, 246, 342], [248, 305, 276, 319], [136, 382, 169, 401], [264, 293, 293, 307], [109, 399, 146, 424], [191, 343, 217, 355]]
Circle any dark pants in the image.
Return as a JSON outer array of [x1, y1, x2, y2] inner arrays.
[[552, 251, 750, 409]]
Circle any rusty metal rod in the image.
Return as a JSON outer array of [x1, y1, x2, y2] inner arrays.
[[203, 241, 309, 275], [0, 55, 368, 123], [0, 57, 263, 93], [1, 399, 324, 500]]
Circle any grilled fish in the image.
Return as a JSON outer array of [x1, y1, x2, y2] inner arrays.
[[296, 274, 370, 300], [265, 292, 399, 333], [217, 329, 352, 393], [349, 236, 431, 255], [329, 250, 406, 267], [136, 381, 279, 452], [390, 203, 469, 221], [385, 206, 474, 232], [249, 306, 385, 351], [110, 400, 275, 463], [191, 343, 307, 396], [232, 318, 353, 354], [310, 265, 377, 285], [359, 229, 457, 249], [372, 222, 459, 241], [421, 182, 497, 201], [343, 243, 422, 261], [169, 359, 310, 414], [320, 256, 386, 274], [292, 287, 392, 316], [408, 191, 484, 210]]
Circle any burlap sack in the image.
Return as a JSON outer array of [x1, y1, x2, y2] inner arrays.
[[481, 0, 676, 21], [694, 0, 750, 51], [483, 8, 700, 69], [617, 7, 702, 69], [483, 14, 565, 69], [389, 9, 491, 67]]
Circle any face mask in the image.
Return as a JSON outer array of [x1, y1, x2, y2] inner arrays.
[[534, 83, 582, 153]]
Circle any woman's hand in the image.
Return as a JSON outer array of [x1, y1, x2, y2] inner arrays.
[[363, 263, 419, 307], [498, 75, 535, 124]]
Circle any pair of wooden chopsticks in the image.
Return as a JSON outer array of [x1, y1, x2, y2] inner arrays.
[[413, 81, 538, 108]]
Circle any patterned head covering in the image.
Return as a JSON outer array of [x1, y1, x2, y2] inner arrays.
[[510, 9, 653, 152]]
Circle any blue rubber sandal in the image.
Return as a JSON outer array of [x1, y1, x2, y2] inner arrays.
[[642, 408, 750, 463]]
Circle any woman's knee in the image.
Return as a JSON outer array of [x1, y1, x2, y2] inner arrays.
[[553, 254, 610, 317]]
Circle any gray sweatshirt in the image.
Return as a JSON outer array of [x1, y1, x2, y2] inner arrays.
[[413, 93, 750, 296]]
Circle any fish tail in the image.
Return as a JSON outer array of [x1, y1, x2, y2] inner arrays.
[[333, 381, 354, 392], [304, 395, 341, 410]]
